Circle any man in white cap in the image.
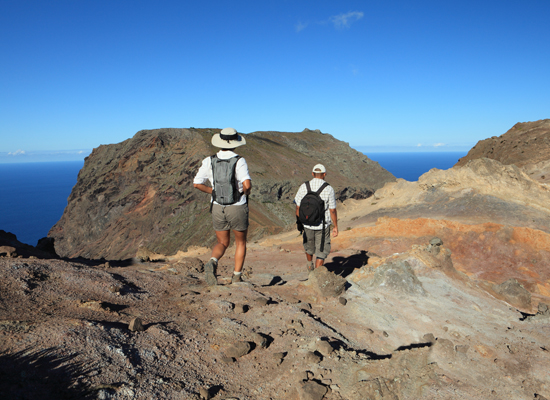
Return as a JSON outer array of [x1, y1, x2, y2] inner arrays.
[[193, 128, 252, 285], [294, 164, 338, 271]]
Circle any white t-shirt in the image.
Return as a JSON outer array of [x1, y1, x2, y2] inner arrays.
[[294, 178, 336, 230], [193, 150, 251, 206]]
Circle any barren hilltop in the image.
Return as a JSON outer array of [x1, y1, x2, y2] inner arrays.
[[48, 128, 394, 260], [1, 121, 550, 400], [456, 118, 550, 182]]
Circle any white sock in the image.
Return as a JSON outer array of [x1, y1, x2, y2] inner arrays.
[[210, 257, 218, 263], [233, 271, 242, 276]]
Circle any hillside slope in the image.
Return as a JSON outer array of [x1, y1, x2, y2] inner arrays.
[[49, 128, 395, 260], [456, 118, 550, 182]]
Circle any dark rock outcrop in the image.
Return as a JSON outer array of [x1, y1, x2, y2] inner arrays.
[[0, 230, 56, 259], [456, 119, 550, 182], [49, 128, 395, 260]]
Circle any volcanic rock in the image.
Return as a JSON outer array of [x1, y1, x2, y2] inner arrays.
[[0, 246, 16, 258], [224, 341, 252, 358], [316, 339, 334, 356], [305, 265, 347, 297], [292, 380, 327, 400], [343, 157, 550, 234], [128, 317, 145, 332], [304, 351, 322, 364], [0, 230, 56, 259], [49, 128, 395, 260], [350, 258, 426, 296], [456, 119, 550, 182], [493, 278, 532, 309], [35, 237, 57, 257]]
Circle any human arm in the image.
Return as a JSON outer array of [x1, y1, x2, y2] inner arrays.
[[242, 179, 251, 196], [330, 208, 338, 237], [295, 205, 304, 233], [192, 157, 212, 194], [193, 183, 212, 194]]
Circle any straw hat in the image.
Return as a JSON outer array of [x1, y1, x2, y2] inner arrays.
[[211, 127, 246, 149]]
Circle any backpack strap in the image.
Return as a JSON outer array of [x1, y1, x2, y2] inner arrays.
[[305, 181, 312, 194], [316, 182, 329, 196], [232, 156, 242, 203], [316, 182, 329, 253], [210, 155, 217, 213]]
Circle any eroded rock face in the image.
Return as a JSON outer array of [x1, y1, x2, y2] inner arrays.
[[345, 157, 550, 234], [340, 218, 550, 310], [456, 119, 550, 182], [49, 128, 395, 260]]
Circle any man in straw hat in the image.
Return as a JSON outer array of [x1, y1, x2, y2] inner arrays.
[[193, 128, 252, 285]]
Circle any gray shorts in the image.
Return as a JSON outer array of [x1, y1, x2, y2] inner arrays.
[[212, 203, 249, 232], [303, 227, 331, 260]]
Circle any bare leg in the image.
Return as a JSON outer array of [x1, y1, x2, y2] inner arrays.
[[315, 258, 324, 268], [232, 229, 247, 272], [212, 230, 230, 260]]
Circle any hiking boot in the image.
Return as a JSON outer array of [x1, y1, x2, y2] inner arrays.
[[204, 259, 218, 286], [231, 274, 243, 284]]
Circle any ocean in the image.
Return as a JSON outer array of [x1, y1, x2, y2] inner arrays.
[[368, 151, 466, 182], [0, 161, 84, 246], [0, 152, 466, 246]]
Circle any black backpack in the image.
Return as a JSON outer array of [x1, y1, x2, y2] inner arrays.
[[298, 181, 329, 251], [210, 155, 242, 208]]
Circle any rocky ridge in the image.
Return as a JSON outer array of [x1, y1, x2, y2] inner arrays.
[[48, 128, 395, 260], [456, 118, 550, 182], [342, 157, 550, 233]]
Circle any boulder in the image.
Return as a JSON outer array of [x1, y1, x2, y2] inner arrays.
[[36, 237, 57, 256], [0, 246, 17, 258], [354, 259, 426, 296], [128, 317, 145, 332], [493, 278, 531, 309], [292, 380, 327, 400], [224, 341, 252, 358], [306, 266, 347, 298]]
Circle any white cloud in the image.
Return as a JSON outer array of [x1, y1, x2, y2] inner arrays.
[[8, 149, 25, 156], [329, 11, 364, 29], [417, 143, 422, 147], [433, 143, 445, 147], [295, 21, 308, 33]]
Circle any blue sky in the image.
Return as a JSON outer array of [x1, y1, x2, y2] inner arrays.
[[1, 0, 549, 162]]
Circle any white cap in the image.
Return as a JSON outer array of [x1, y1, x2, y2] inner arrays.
[[312, 164, 326, 173]]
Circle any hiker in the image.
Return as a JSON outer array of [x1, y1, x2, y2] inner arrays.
[[294, 164, 338, 271], [193, 127, 252, 285]]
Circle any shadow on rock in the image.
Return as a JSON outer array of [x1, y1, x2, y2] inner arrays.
[[0, 347, 95, 400], [324, 250, 370, 278]]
